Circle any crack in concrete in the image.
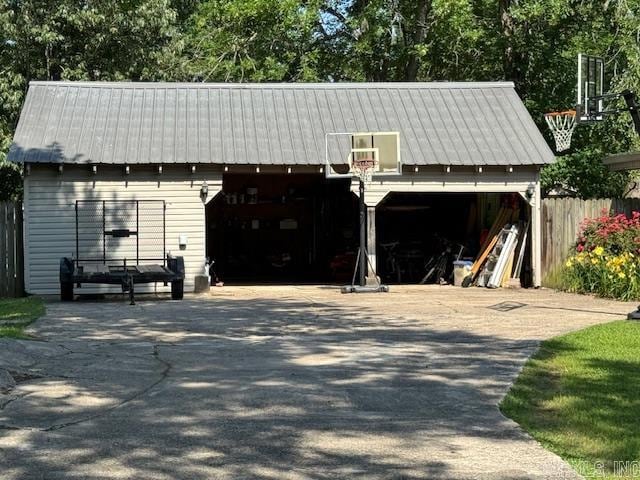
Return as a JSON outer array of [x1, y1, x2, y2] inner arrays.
[[0, 344, 172, 433], [43, 344, 172, 432]]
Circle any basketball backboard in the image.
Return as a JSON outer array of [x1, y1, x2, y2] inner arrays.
[[325, 132, 402, 179], [577, 53, 604, 121]]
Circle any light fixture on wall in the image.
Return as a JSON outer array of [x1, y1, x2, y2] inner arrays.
[[200, 181, 209, 204], [92, 165, 98, 175], [255, 166, 260, 173], [125, 165, 130, 175], [525, 183, 535, 200]]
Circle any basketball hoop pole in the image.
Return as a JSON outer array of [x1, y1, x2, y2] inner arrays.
[[341, 161, 389, 294], [621, 90, 640, 136], [358, 179, 367, 287]]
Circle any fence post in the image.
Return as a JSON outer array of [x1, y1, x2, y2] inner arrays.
[[0, 203, 5, 297], [15, 204, 24, 297], [6, 203, 15, 296], [0, 201, 24, 298]]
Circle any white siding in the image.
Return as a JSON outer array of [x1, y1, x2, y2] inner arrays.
[[24, 165, 222, 295]]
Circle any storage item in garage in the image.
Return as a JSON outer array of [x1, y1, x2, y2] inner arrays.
[[453, 260, 473, 286]]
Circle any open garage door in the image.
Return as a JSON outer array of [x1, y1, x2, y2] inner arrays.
[[376, 193, 531, 285], [206, 174, 358, 283]]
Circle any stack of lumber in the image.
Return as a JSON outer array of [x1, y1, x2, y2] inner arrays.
[[466, 206, 528, 288]]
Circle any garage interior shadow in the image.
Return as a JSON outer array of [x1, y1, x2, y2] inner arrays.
[[207, 176, 532, 287]]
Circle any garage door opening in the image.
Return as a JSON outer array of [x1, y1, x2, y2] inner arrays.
[[376, 193, 531, 285], [206, 174, 358, 283]]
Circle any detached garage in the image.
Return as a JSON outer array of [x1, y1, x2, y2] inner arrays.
[[8, 81, 553, 295]]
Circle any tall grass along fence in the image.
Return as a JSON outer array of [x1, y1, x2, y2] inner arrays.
[[0, 202, 24, 297], [542, 197, 640, 285]]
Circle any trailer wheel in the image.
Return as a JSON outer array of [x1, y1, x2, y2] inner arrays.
[[171, 279, 184, 300], [61, 282, 74, 301]]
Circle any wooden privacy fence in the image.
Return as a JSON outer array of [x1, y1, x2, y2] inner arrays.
[[0, 202, 24, 297], [541, 197, 640, 278]]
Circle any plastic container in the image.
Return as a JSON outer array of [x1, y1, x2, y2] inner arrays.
[[453, 260, 473, 286]]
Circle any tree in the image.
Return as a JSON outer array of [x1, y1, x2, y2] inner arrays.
[[0, 0, 181, 194], [169, 0, 326, 82]]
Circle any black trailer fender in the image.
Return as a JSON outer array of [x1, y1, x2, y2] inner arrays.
[[60, 257, 75, 301], [59, 257, 75, 283], [167, 255, 185, 279], [167, 255, 185, 300]]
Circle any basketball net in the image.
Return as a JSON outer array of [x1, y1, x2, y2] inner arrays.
[[544, 110, 577, 152], [351, 158, 377, 184]]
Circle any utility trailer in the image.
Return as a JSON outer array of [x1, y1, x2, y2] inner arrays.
[[59, 200, 184, 304]]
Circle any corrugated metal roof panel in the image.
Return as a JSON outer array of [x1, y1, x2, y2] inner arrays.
[[8, 81, 555, 166]]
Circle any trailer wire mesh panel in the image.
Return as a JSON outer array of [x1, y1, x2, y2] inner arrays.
[[75, 200, 166, 266]]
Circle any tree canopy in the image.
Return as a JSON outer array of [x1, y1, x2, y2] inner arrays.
[[1, 0, 639, 199]]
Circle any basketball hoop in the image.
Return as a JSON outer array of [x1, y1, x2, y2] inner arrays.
[[544, 110, 577, 152], [351, 158, 377, 184]]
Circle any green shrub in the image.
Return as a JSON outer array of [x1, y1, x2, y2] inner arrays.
[[560, 210, 640, 301], [0, 161, 22, 201]]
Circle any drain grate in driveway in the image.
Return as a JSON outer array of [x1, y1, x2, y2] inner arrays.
[[488, 301, 528, 312]]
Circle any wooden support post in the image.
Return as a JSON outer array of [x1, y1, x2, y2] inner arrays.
[[531, 180, 542, 287]]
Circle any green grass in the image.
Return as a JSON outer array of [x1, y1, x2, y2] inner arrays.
[[0, 297, 45, 339], [501, 321, 640, 479]]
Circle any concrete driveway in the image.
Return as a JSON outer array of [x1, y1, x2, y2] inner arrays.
[[0, 286, 634, 479]]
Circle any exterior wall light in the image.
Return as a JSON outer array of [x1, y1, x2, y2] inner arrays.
[[526, 183, 535, 200], [200, 181, 209, 204]]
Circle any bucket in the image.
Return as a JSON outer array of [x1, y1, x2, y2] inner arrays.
[[453, 260, 473, 286]]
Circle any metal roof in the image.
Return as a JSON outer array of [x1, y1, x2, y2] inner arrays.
[[8, 81, 555, 166], [604, 152, 640, 171]]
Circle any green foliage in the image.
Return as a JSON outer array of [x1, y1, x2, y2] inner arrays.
[[501, 321, 640, 479], [0, 0, 639, 200], [169, 0, 325, 82], [0, 160, 22, 201], [560, 211, 640, 301], [0, 0, 181, 167], [540, 150, 630, 199]]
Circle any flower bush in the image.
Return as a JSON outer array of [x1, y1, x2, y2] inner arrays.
[[562, 210, 640, 301]]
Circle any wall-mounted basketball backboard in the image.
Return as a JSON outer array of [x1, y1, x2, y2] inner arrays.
[[577, 53, 605, 121], [325, 132, 402, 179]]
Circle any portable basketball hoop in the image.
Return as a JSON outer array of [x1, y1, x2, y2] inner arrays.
[[544, 110, 577, 152], [343, 152, 388, 294]]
